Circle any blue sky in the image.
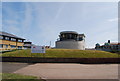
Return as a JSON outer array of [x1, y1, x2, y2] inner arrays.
[[2, 2, 118, 48]]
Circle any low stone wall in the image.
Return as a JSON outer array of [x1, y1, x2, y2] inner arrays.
[[1, 57, 120, 64]]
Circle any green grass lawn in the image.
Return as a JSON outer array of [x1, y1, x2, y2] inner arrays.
[[1, 49, 119, 58], [1, 73, 44, 81]]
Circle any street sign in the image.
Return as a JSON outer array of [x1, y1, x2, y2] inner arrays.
[[31, 46, 45, 53]]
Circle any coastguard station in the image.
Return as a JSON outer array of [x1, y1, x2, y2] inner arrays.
[[55, 31, 85, 50]]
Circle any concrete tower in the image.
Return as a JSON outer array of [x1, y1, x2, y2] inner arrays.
[[55, 31, 85, 50]]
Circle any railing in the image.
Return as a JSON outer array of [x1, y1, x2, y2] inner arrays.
[[0, 48, 23, 51]]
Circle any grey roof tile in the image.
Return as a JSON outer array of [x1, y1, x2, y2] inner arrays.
[[0, 31, 25, 40]]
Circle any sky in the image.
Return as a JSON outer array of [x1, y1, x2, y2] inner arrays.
[[2, 2, 118, 48]]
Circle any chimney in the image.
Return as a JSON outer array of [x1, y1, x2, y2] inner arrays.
[[108, 40, 110, 43]]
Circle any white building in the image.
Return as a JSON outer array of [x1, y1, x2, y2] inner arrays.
[[95, 40, 120, 52], [55, 31, 85, 50], [24, 41, 32, 49]]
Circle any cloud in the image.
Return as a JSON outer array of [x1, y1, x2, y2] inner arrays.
[[2, 3, 28, 37], [8, 26, 20, 33], [53, 3, 66, 23], [3, 19, 20, 34], [21, 3, 33, 32], [108, 18, 118, 22], [2, 2, 118, 48], [4, 20, 19, 25]]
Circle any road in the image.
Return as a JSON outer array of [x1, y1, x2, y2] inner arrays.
[[12, 63, 118, 79]]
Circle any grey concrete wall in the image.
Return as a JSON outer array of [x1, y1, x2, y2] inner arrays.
[[1, 57, 120, 64], [56, 41, 85, 50]]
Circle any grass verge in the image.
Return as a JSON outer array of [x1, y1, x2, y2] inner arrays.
[[1, 49, 119, 58], [1, 73, 44, 81]]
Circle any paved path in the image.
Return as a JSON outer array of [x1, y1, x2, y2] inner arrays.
[[14, 63, 118, 79], [2, 62, 32, 73]]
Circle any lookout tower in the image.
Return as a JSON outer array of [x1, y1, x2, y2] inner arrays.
[[55, 31, 85, 50]]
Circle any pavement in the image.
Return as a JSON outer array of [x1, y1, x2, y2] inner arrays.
[[12, 63, 118, 79], [2, 62, 32, 73]]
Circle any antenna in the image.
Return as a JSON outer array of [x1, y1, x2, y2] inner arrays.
[[50, 41, 51, 47], [26, 39, 30, 42]]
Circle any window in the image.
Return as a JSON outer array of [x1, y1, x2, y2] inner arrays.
[[79, 37, 83, 41], [5, 37, 9, 40], [18, 39, 22, 42], [18, 46, 22, 49], [0, 44, 8, 48], [11, 38, 16, 41], [0, 36, 3, 39], [4, 45, 8, 48], [0, 44, 3, 48], [10, 45, 16, 48]]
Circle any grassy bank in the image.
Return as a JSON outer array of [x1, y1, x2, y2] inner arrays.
[[1, 73, 37, 79], [1, 49, 119, 58], [1, 73, 44, 81]]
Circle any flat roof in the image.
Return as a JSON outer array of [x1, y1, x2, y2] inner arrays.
[[79, 34, 85, 37], [60, 31, 78, 34], [0, 31, 25, 40]]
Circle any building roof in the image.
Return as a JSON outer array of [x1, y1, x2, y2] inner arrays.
[[60, 31, 78, 34], [110, 43, 120, 45], [0, 31, 25, 40], [24, 44, 33, 47], [78, 34, 85, 37]]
